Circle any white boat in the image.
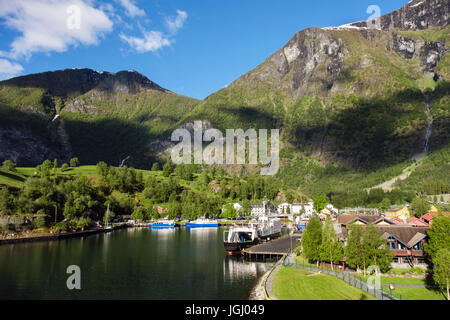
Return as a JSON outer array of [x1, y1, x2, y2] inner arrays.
[[223, 216, 281, 253], [150, 217, 175, 229], [186, 217, 219, 228]]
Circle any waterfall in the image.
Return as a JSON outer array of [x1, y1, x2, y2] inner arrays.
[[119, 156, 130, 168], [423, 95, 433, 153]]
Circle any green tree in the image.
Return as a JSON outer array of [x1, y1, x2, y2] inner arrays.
[[345, 224, 364, 272], [433, 248, 450, 300], [70, 157, 80, 167], [301, 214, 322, 266], [53, 159, 58, 170], [362, 224, 393, 275], [0, 187, 15, 215], [241, 200, 252, 217], [61, 163, 69, 172], [201, 170, 210, 186], [379, 198, 391, 212], [222, 203, 237, 219], [96, 161, 109, 177], [425, 215, 450, 263], [163, 161, 174, 177], [2, 160, 16, 172], [132, 206, 147, 222], [151, 162, 160, 171], [319, 217, 344, 270], [412, 197, 431, 217], [313, 195, 328, 213]]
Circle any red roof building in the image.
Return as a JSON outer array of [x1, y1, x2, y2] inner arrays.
[[420, 211, 450, 225]]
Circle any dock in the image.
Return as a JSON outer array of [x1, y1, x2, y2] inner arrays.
[[243, 233, 302, 261]]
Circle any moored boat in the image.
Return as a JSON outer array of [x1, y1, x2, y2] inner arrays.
[[223, 216, 282, 254], [186, 217, 219, 228], [223, 224, 259, 254], [149, 217, 175, 229]]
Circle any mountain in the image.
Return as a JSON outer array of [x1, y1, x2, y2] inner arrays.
[[0, 0, 448, 202], [0, 69, 199, 167], [185, 0, 449, 166]]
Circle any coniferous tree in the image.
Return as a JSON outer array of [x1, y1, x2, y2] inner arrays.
[[345, 224, 364, 272], [433, 248, 450, 300], [301, 214, 322, 266], [319, 217, 344, 270], [425, 215, 450, 263]]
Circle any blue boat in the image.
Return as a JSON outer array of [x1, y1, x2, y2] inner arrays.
[[149, 218, 175, 229], [186, 218, 219, 228]]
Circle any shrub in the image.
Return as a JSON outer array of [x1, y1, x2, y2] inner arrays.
[[2, 160, 16, 172]]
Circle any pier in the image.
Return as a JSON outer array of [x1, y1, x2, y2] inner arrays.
[[243, 233, 302, 261]]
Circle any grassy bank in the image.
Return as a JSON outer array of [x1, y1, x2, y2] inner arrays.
[[273, 267, 377, 300]]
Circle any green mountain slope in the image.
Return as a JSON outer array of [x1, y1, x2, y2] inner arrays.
[[0, 69, 200, 167], [0, 0, 448, 206]]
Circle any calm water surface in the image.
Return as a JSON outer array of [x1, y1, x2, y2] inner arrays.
[[0, 227, 274, 299]]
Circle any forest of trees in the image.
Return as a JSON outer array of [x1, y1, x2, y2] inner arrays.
[[0, 159, 283, 233]]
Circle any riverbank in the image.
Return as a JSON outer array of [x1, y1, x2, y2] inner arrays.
[[0, 224, 131, 246]]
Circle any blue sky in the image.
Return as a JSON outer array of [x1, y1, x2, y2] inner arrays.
[[0, 0, 409, 100]]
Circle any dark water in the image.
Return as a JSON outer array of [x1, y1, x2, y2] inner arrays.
[[0, 227, 274, 300]]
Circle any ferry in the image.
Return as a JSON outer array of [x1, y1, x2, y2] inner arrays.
[[223, 216, 281, 254], [186, 217, 219, 228], [149, 217, 175, 229]]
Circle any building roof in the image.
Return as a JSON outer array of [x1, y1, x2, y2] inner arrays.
[[421, 211, 450, 222], [376, 225, 429, 248], [339, 214, 383, 225], [407, 217, 429, 227]]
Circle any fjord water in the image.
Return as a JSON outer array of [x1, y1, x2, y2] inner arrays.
[[0, 227, 273, 299]]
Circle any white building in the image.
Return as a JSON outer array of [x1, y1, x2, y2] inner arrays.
[[251, 197, 277, 217]]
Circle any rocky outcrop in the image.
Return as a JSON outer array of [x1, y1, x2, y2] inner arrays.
[[230, 0, 448, 99], [0, 125, 65, 166], [350, 0, 449, 31], [232, 27, 348, 98], [389, 33, 447, 71], [1, 68, 167, 98]]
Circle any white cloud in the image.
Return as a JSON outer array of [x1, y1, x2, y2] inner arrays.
[[0, 59, 24, 80], [0, 0, 113, 60], [120, 9, 187, 54], [120, 30, 171, 53], [165, 10, 188, 34], [116, 0, 146, 18]]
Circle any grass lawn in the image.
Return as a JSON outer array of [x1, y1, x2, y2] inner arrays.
[[357, 274, 447, 300], [273, 267, 377, 300]]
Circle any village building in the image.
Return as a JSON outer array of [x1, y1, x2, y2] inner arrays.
[[251, 197, 277, 216], [377, 225, 429, 268], [338, 214, 430, 268], [384, 205, 411, 220], [420, 211, 450, 225]]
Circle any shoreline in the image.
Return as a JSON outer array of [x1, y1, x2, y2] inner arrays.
[[0, 224, 132, 246]]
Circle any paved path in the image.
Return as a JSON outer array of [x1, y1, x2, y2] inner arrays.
[[246, 234, 302, 255]]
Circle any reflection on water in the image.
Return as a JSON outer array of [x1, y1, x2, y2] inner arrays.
[[0, 227, 275, 300], [223, 255, 273, 283]]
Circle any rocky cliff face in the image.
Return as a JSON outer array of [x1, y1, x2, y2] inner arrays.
[[230, 0, 448, 99], [350, 0, 449, 31], [2, 68, 167, 98]]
